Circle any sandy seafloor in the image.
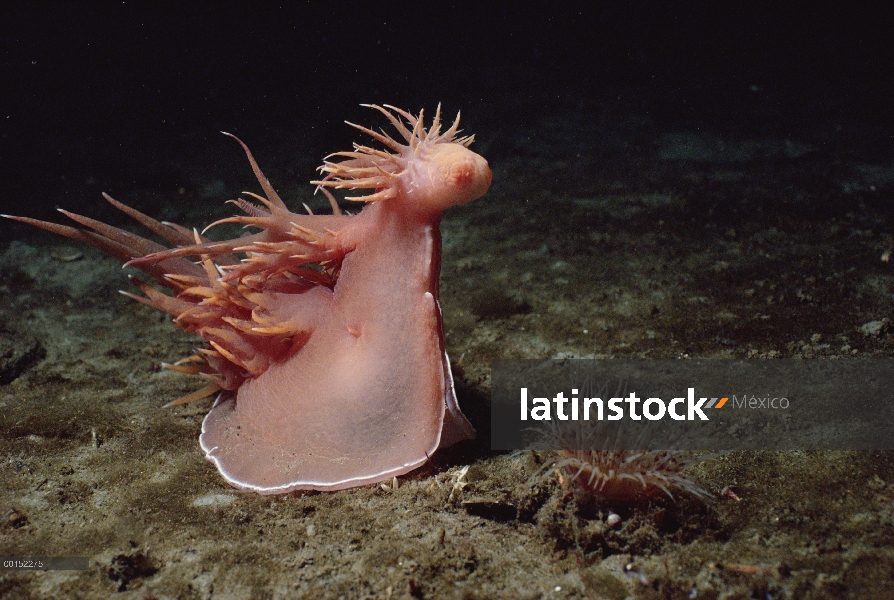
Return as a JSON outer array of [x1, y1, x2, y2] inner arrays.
[[4, 87, 894, 599]]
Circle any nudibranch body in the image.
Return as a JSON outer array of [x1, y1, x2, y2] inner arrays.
[[7, 104, 491, 493]]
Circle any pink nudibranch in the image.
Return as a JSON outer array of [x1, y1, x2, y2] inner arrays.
[[7, 104, 491, 493]]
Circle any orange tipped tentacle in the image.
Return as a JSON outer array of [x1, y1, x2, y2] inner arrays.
[[57, 209, 170, 257], [204, 326, 251, 348], [344, 121, 404, 152], [102, 193, 196, 247], [321, 175, 392, 190], [198, 254, 223, 283], [119, 290, 163, 310], [240, 190, 280, 212], [381, 104, 419, 128], [251, 324, 300, 335], [208, 340, 249, 372], [161, 362, 206, 375], [127, 276, 195, 316], [202, 214, 274, 231], [162, 382, 222, 408], [221, 132, 288, 210], [3, 214, 203, 281], [442, 110, 462, 140], [317, 187, 342, 215], [345, 188, 397, 202], [160, 220, 199, 241], [4, 215, 135, 261], [174, 355, 205, 365], [126, 232, 267, 265], [320, 165, 386, 179], [324, 150, 377, 162], [221, 316, 262, 333], [352, 145, 397, 161], [178, 286, 217, 299], [163, 274, 208, 286], [362, 104, 415, 142], [426, 103, 443, 140]]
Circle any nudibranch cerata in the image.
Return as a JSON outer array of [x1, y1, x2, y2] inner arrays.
[[6, 104, 492, 493]]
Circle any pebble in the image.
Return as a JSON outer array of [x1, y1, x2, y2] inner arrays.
[[191, 493, 237, 507], [860, 319, 890, 337]]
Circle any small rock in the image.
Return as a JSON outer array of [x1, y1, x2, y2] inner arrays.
[[868, 474, 887, 491], [49, 248, 83, 262], [5, 507, 29, 529], [191, 493, 237, 507], [106, 551, 158, 592], [859, 319, 890, 337], [0, 328, 45, 385]]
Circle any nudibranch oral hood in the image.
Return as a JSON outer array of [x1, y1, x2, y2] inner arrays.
[[6, 104, 491, 493]]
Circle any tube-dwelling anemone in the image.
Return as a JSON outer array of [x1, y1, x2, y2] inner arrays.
[[539, 449, 714, 504], [529, 413, 714, 504]]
